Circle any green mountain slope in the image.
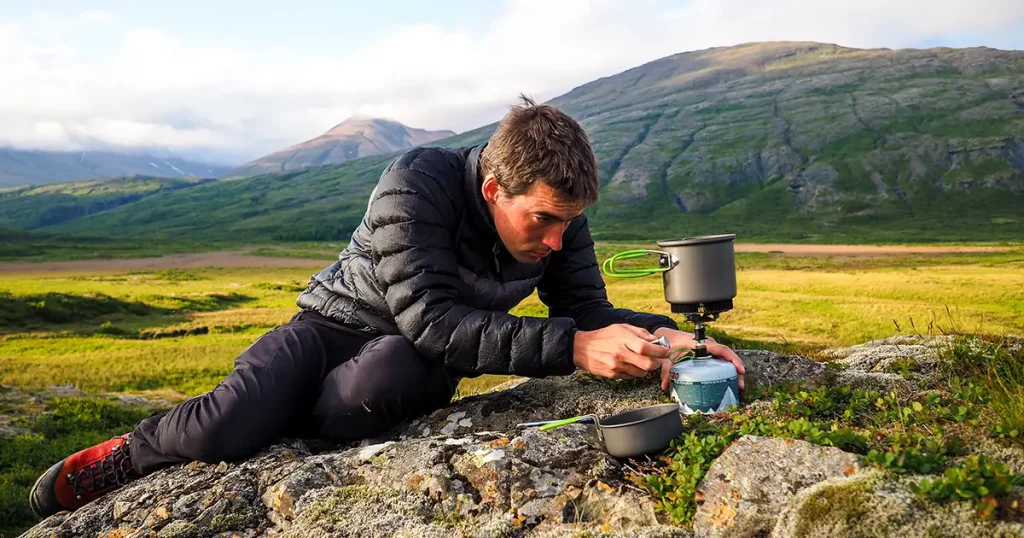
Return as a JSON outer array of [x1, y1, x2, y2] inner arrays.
[[0, 176, 216, 230], [12, 42, 1024, 243]]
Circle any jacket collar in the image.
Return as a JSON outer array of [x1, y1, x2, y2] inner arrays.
[[463, 143, 498, 235]]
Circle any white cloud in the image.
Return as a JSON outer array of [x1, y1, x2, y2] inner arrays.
[[0, 1, 1022, 164]]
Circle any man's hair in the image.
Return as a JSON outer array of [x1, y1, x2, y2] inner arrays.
[[480, 94, 599, 206]]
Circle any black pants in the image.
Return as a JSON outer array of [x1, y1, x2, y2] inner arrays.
[[128, 310, 458, 475]]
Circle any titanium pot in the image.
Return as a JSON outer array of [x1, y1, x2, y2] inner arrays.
[[656, 234, 737, 312], [527, 403, 684, 458]]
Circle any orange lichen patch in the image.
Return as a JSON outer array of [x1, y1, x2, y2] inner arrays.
[[843, 465, 857, 476], [708, 501, 739, 526], [490, 437, 510, 448], [405, 473, 423, 490], [597, 481, 615, 494]]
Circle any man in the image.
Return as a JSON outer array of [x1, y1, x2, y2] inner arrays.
[[30, 95, 744, 518]]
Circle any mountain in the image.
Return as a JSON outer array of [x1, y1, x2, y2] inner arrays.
[[8, 42, 1024, 243], [0, 176, 216, 230], [230, 117, 456, 176], [0, 149, 231, 188]]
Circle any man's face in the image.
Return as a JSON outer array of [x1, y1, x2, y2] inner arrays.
[[482, 174, 585, 264]]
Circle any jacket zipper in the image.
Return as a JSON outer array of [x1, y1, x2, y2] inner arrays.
[[492, 242, 501, 274]]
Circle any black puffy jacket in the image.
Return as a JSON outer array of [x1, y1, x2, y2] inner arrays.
[[296, 144, 678, 378]]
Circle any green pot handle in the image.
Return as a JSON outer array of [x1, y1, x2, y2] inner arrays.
[[601, 249, 675, 278], [539, 415, 586, 431]]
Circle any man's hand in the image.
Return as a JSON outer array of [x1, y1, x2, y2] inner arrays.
[[652, 327, 746, 390], [572, 324, 674, 390]]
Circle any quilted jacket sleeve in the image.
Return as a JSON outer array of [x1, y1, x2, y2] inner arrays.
[[536, 216, 680, 333], [369, 161, 577, 378]]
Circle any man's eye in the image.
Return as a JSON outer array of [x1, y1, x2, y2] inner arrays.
[[535, 215, 552, 223]]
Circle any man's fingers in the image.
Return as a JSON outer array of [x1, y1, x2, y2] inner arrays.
[[623, 338, 669, 359], [707, 342, 746, 390], [708, 342, 744, 373], [619, 324, 654, 340], [659, 358, 672, 390], [620, 347, 661, 372], [613, 361, 647, 379]]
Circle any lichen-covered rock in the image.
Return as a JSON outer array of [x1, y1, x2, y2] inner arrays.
[[20, 402, 687, 537], [821, 335, 953, 394], [382, 370, 667, 443], [26, 342, 1014, 537], [735, 350, 826, 390], [825, 334, 953, 391], [771, 470, 1024, 538], [693, 436, 863, 538]]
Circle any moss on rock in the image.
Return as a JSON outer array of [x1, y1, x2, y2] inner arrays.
[[774, 471, 1024, 537]]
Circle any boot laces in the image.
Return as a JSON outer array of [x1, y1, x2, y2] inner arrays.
[[67, 437, 138, 499]]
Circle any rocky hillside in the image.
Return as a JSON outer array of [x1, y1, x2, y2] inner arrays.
[[0, 149, 229, 188], [445, 41, 1024, 239], [230, 117, 456, 176], [7, 42, 1024, 242], [21, 337, 1024, 537]]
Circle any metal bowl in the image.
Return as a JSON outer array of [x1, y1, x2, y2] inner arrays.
[[595, 403, 683, 458]]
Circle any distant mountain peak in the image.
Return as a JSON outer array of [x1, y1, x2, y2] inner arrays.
[[232, 117, 456, 176]]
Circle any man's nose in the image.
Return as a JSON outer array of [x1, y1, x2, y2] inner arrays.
[[542, 224, 566, 251]]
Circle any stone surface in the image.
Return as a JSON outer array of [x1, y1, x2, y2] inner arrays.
[[19, 340, 1024, 537], [735, 350, 826, 390], [772, 471, 1024, 538], [693, 436, 864, 538], [20, 373, 692, 538], [825, 335, 955, 394]]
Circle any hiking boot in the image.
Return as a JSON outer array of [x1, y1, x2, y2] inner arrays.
[[29, 433, 140, 518]]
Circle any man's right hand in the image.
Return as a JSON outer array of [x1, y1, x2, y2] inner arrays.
[[572, 324, 673, 390]]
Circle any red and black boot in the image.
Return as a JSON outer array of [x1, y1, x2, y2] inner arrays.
[[29, 433, 140, 518]]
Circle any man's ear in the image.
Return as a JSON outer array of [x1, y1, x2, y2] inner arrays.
[[481, 173, 500, 205]]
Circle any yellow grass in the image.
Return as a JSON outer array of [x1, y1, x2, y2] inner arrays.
[[1, 249, 1022, 399]]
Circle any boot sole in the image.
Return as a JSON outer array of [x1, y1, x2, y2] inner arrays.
[[29, 458, 66, 519]]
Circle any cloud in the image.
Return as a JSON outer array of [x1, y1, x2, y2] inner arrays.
[[1, 1, 1022, 164]]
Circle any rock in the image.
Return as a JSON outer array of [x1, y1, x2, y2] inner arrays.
[[24, 341, 1019, 537], [825, 335, 950, 374], [772, 471, 1024, 538], [21, 387, 681, 537], [735, 350, 826, 390], [833, 370, 916, 397], [693, 436, 863, 538], [824, 335, 954, 394]]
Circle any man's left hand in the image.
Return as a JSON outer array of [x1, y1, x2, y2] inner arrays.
[[651, 327, 746, 391]]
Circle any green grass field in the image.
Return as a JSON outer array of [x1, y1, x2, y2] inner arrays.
[[2, 248, 1023, 397], [1, 246, 1023, 535]]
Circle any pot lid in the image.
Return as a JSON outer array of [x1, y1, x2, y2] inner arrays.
[[656, 233, 736, 247]]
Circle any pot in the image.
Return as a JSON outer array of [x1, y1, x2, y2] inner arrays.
[[527, 403, 684, 458], [655, 234, 737, 313], [600, 234, 737, 314]]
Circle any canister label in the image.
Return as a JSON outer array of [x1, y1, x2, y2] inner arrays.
[[669, 376, 740, 414]]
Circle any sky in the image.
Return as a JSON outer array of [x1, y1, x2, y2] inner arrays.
[[2, 0, 1023, 165]]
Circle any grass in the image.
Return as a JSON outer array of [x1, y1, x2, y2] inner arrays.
[[0, 396, 159, 537], [1, 247, 1023, 534], [0, 227, 232, 263]]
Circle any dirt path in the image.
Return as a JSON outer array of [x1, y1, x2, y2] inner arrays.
[[0, 244, 1018, 274], [0, 250, 330, 274], [732, 244, 1019, 256]]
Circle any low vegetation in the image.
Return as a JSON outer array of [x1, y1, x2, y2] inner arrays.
[[630, 335, 1024, 526]]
